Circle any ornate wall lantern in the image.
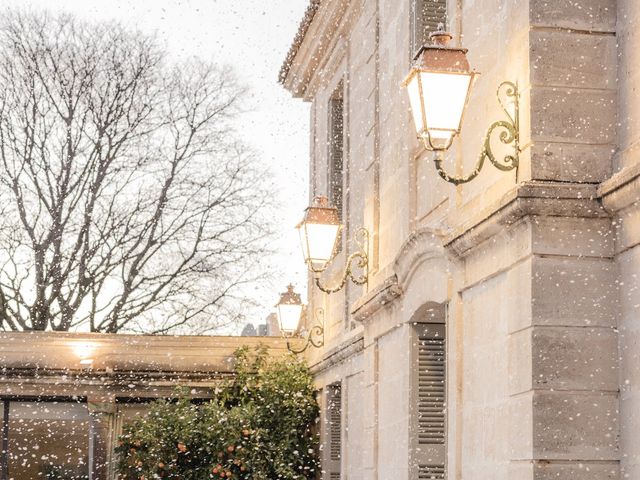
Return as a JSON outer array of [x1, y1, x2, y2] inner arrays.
[[275, 284, 304, 335], [297, 196, 369, 294], [275, 284, 324, 354], [403, 25, 520, 185]]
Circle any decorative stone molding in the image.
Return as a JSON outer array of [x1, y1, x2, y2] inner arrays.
[[350, 272, 402, 322], [0, 331, 292, 374], [350, 228, 447, 322], [280, 0, 350, 99], [393, 227, 447, 291], [309, 332, 364, 374], [278, 0, 321, 85], [0, 332, 294, 400], [598, 162, 640, 213], [446, 181, 608, 257]]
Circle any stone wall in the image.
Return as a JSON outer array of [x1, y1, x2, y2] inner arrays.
[[281, 0, 632, 478]]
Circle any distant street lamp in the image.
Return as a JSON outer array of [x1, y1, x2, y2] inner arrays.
[[275, 284, 304, 335], [297, 196, 368, 294], [403, 25, 520, 185], [275, 285, 324, 354]]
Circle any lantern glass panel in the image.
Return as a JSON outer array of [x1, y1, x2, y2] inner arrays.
[[406, 73, 425, 135], [277, 304, 302, 334], [298, 222, 340, 267], [420, 71, 472, 138]]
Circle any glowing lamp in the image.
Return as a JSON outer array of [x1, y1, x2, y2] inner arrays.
[[297, 196, 341, 269], [403, 26, 477, 151], [275, 284, 303, 335]]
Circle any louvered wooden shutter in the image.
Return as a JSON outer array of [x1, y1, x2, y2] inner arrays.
[[325, 383, 342, 479], [418, 464, 445, 480], [328, 85, 344, 222], [412, 0, 448, 54], [413, 323, 446, 479]]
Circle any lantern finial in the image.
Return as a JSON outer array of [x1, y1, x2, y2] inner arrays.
[[429, 24, 452, 47], [276, 284, 301, 307]]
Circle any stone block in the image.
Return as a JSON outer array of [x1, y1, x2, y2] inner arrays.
[[530, 142, 613, 183], [530, 0, 616, 32], [617, 1, 640, 164], [530, 30, 616, 89], [509, 392, 534, 461], [461, 405, 485, 465], [463, 219, 531, 288], [532, 391, 618, 460], [415, 151, 452, 225], [617, 244, 640, 478], [531, 216, 614, 258], [483, 404, 511, 463], [531, 326, 618, 392], [531, 256, 618, 327], [345, 372, 366, 479], [533, 461, 619, 480], [616, 205, 640, 254], [509, 328, 533, 395], [530, 87, 616, 144], [509, 461, 534, 480]]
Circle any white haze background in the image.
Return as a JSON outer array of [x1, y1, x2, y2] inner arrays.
[[1, 0, 311, 333]]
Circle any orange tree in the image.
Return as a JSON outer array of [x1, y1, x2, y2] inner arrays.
[[116, 347, 319, 479]]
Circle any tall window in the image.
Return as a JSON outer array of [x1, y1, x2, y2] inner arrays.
[[327, 83, 344, 221], [413, 323, 446, 480], [411, 0, 447, 55], [324, 383, 342, 479]]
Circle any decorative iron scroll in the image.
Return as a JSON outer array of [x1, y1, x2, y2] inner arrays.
[[314, 227, 369, 294], [287, 309, 325, 354], [431, 81, 520, 185]]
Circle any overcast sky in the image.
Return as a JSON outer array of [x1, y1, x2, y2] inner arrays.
[[2, 0, 311, 332]]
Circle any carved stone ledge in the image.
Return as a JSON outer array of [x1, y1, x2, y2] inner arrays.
[[445, 181, 608, 257], [598, 162, 640, 213], [309, 333, 364, 375], [350, 273, 402, 323]]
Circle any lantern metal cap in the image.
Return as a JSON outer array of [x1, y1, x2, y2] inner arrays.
[[276, 284, 302, 307], [403, 26, 474, 87], [297, 195, 340, 227]]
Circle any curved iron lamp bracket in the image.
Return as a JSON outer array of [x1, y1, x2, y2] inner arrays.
[[424, 81, 520, 185], [287, 309, 325, 355], [311, 227, 369, 294]]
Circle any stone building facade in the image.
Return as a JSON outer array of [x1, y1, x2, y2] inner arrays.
[[280, 0, 637, 479]]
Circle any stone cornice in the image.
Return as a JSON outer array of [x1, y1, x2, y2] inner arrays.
[[445, 181, 608, 257], [0, 331, 291, 374], [351, 272, 402, 322], [598, 162, 640, 213], [280, 0, 350, 99], [279, 0, 321, 85], [309, 332, 364, 374]]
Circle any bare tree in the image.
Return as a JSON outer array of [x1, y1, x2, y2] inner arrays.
[[0, 11, 272, 333]]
